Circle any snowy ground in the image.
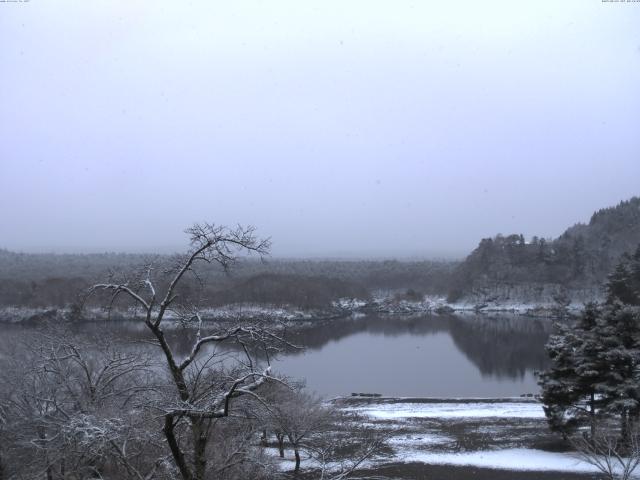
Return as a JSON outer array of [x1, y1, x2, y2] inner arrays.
[[346, 400, 546, 420], [396, 448, 598, 473], [331, 397, 633, 478]]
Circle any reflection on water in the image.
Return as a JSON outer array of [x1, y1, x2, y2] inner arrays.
[[1, 313, 551, 398], [272, 314, 551, 397]]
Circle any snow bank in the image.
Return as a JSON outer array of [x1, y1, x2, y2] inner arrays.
[[351, 401, 545, 419], [400, 448, 620, 474]]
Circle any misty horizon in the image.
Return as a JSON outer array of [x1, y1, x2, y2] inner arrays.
[[2, 195, 637, 260], [2, 1, 639, 258]]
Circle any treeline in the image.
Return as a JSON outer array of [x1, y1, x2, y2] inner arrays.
[[0, 249, 457, 310], [210, 273, 370, 309], [448, 197, 640, 301], [3, 197, 639, 310]]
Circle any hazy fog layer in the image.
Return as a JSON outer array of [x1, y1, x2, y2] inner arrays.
[[1, 1, 639, 258]]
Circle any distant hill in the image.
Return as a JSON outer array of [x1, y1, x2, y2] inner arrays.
[[448, 197, 640, 302], [2, 197, 638, 311]]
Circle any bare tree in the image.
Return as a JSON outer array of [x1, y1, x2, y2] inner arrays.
[[263, 388, 333, 473], [0, 331, 161, 480], [87, 223, 288, 480], [572, 422, 640, 480], [307, 421, 390, 480]]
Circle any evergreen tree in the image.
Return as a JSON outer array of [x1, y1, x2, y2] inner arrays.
[[539, 245, 640, 440], [538, 304, 608, 437], [606, 244, 640, 306], [596, 304, 640, 441], [607, 261, 633, 304]]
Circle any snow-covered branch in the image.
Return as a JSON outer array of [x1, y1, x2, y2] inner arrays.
[[89, 283, 151, 311]]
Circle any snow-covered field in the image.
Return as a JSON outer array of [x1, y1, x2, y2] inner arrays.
[[341, 398, 635, 476], [397, 448, 598, 473], [348, 400, 545, 420]]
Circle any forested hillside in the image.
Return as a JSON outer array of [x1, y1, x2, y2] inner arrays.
[[448, 197, 640, 302], [0, 249, 455, 310], [2, 197, 638, 312]]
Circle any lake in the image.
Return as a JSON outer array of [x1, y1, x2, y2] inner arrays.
[[270, 314, 551, 397], [1, 313, 552, 398]]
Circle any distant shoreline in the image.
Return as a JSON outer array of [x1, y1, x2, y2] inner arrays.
[[0, 298, 585, 324]]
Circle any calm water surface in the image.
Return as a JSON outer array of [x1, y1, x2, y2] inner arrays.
[[270, 314, 551, 397], [2, 313, 551, 398]]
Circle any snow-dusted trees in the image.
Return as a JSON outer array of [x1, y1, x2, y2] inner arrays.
[[1, 224, 389, 479], [539, 245, 640, 442], [87, 223, 288, 480], [538, 303, 609, 437], [0, 332, 159, 479], [305, 420, 390, 480], [540, 305, 640, 438], [606, 244, 640, 307], [263, 388, 332, 472], [255, 384, 389, 477]]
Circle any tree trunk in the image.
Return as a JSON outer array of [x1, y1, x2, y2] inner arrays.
[[589, 392, 596, 440], [192, 421, 208, 480], [621, 409, 630, 448], [276, 433, 285, 458], [293, 445, 301, 473], [260, 429, 268, 447], [163, 414, 193, 480], [37, 426, 53, 480]]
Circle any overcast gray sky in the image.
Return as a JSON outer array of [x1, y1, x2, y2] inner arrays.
[[1, 1, 639, 258]]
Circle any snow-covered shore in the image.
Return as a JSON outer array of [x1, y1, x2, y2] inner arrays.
[[343, 399, 545, 420], [333, 397, 633, 476], [335, 294, 586, 317], [0, 289, 593, 324], [396, 449, 601, 474], [0, 303, 342, 324]]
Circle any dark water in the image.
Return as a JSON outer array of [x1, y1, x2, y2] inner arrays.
[[1, 313, 551, 398], [270, 314, 551, 397]]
